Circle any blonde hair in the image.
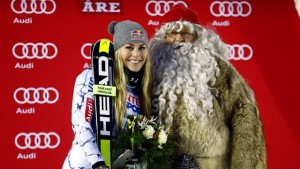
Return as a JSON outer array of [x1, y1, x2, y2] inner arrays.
[[114, 49, 152, 130]]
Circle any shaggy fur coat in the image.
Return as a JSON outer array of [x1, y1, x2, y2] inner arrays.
[[149, 40, 267, 169]]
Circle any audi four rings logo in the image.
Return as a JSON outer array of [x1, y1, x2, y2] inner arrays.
[[12, 42, 58, 59], [226, 44, 253, 60], [146, 0, 188, 16], [14, 87, 59, 104], [210, 1, 252, 17], [11, 0, 56, 14], [81, 43, 92, 59], [15, 132, 60, 149]]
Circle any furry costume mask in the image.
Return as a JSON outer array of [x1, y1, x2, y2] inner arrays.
[[150, 39, 220, 128]]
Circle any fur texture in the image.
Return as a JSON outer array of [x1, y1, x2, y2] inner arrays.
[[150, 36, 267, 168]]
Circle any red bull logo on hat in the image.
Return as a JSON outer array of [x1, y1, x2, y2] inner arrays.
[[131, 29, 145, 41]]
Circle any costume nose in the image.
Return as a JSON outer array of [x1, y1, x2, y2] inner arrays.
[[175, 34, 184, 42]]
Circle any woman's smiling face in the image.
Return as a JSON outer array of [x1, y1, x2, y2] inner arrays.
[[119, 43, 148, 72]]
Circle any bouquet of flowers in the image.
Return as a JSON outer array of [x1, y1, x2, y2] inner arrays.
[[115, 115, 177, 169]]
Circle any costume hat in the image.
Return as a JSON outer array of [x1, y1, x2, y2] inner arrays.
[[160, 4, 199, 24]]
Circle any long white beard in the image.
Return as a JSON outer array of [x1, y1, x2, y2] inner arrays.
[[151, 40, 220, 127]]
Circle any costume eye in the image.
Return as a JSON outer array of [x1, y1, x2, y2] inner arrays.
[[168, 32, 179, 37], [181, 32, 193, 38]]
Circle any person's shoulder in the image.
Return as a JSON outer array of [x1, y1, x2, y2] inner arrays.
[[206, 49, 230, 70], [206, 49, 235, 86], [76, 67, 93, 81], [81, 67, 92, 74]]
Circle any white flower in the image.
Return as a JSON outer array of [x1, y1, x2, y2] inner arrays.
[[138, 116, 157, 129], [143, 125, 155, 139], [158, 130, 168, 145]]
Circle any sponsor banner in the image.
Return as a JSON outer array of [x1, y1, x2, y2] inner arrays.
[[1, 0, 300, 168], [210, 1, 252, 17], [15, 132, 60, 150], [11, 0, 57, 14], [14, 87, 59, 104]]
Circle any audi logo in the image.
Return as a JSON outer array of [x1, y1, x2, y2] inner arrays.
[[145, 0, 188, 16], [11, 0, 56, 14], [210, 1, 252, 17], [15, 132, 60, 149], [14, 87, 59, 104], [226, 44, 253, 61], [12, 42, 58, 59], [81, 43, 92, 59]]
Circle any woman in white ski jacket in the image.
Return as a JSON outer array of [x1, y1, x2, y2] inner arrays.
[[62, 20, 152, 169]]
